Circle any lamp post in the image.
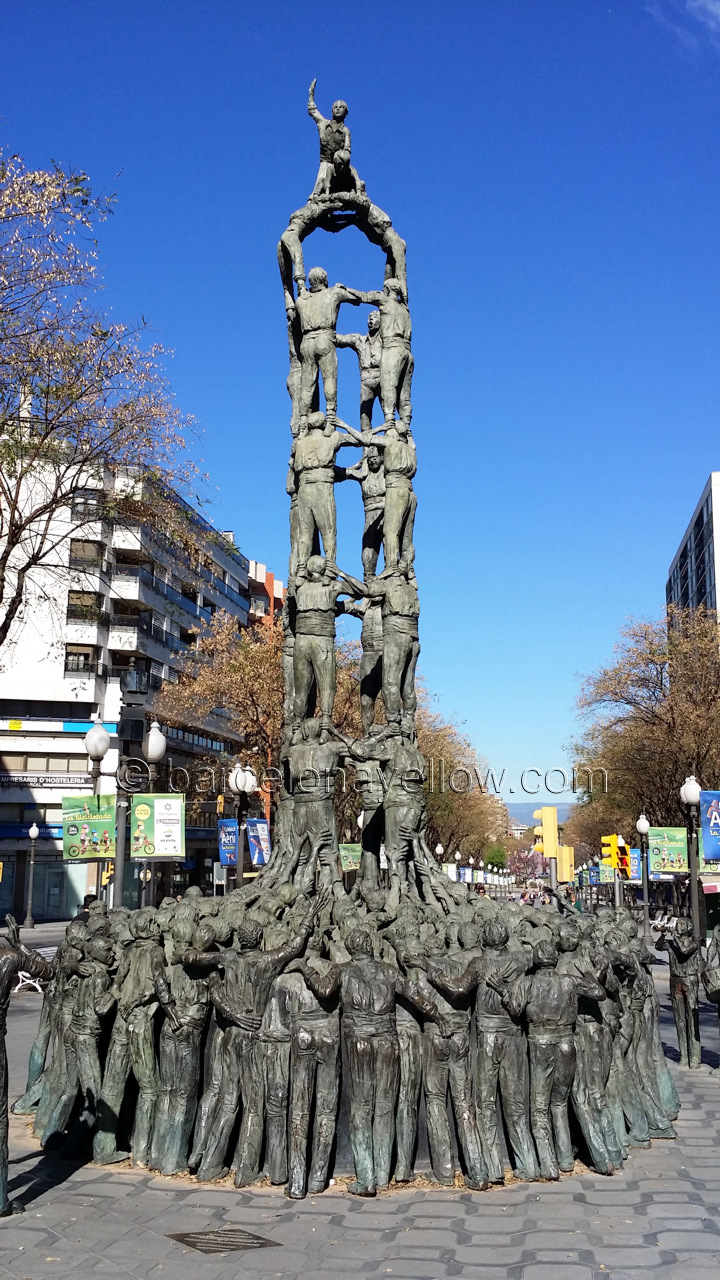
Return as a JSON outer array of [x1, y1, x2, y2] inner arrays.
[[680, 775, 703, 945], [84, 716, 113, 905], [635, 814, 652, 946], [228, 764, 258, 880], [139, 720, 167, 907], [23, 821, 39, 929]]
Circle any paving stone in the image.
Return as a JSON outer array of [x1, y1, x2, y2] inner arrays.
[[591, 1245, 667, 1265], [521, 1267, 594, 1280]]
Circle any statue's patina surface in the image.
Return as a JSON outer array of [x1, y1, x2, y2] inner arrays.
[[13, 84, 683, 1204]]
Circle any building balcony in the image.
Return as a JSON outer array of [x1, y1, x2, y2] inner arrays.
[[151, 624, 191, 653], [66, 606, 110, 626], [69, 554, 109, 574], [112, 565, 211, 623], [64, 659, 107, 678]]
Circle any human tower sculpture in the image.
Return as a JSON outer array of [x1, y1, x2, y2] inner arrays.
[[8, 88, 681, 1209]]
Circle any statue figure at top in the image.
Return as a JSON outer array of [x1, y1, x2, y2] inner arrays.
[[308, 79, 366, 200]]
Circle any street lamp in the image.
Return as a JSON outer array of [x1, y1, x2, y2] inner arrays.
[[23, 821, 39, 929], [435, 843, 444, 860], [680, 775, 703, 944], [228, 764, 258, 880], [139, 721, 167, 908], [84, 717, 111, 791], [84, 715, 116, 906], [141, 720, 167, 787], [636, 813, 652, 946]]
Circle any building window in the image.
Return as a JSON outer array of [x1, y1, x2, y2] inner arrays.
[[0, 755, 25, 772], [71, 489, 103, 520], [67, 590, 106, 622], [65, 644, 98, 674], [0, 754, 87, 774], [69, 539, 104, 569]]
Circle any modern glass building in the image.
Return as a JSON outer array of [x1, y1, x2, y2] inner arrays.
[[666, 474, 718, 612]]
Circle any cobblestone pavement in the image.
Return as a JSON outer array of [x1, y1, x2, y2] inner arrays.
[[3, 965, 720, 1280]]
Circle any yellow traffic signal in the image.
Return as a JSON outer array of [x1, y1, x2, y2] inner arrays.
[[533, 807, 559, 862], [557, 845, 575, 883], [101, 861, 115, 887], [600, 834, 619, 869], [616, 836, 630, 878]]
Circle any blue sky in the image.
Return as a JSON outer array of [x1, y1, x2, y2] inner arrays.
[[3, 0, 720, 802]]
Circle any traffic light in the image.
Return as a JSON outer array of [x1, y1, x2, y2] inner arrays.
[[600, 834, 619, 869], [101, 861, 115, 887], [557, 845, 575, 883], [533, 807, 559, 861]]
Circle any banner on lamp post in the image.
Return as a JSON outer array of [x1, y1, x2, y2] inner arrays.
[[338, 842, 361, 873], [217, 818, 239, 866], [648, 827, 688, 875], [246, 818, 271, 867], [700, 792, 720, 864], [62, 794, 116, 861], [130, 794, 185, 860]]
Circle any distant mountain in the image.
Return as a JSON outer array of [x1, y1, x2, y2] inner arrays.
[[506, 801, 575, 826]]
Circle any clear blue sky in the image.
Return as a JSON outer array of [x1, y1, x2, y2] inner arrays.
[[3, 0, 720, 802]]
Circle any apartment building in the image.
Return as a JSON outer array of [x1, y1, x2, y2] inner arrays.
[[0, 471, 281, 919], [248, 561, 285, 624], [666, 473, 719, 613]]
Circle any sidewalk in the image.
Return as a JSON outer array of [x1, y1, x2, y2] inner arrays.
[[2, 968, 720, 1280]]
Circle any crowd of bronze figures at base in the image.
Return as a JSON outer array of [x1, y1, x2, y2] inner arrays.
[[11, 882, 682, 1201]]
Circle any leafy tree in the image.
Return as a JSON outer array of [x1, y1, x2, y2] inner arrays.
[[155, 612, 508, 852]]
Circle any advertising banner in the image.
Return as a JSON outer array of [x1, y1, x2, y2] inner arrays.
[[338, 842, 361, 873], [648, 827, 688, 874], [698, 827, 720, 873], [587, 866, 600, 885], [246, 818, 272, 867], [599, 863, 614, 884], [628, 848, 642, 884], [700, 792, 720, 863], [217, 818, 239, 866], [62, 794, 116, 861], [130, 794, 185, 860]]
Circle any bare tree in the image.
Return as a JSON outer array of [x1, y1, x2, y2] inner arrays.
[[565, 605, 720, 851], [0, 146, 195, 652]]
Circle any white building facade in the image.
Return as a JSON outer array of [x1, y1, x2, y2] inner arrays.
[[0, 471, 276, 919]]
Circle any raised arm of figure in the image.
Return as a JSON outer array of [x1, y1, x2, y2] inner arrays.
[[307, 78, 323, 124]]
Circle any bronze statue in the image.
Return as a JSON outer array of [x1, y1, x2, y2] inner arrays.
[[307, 80, 366, 200]]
